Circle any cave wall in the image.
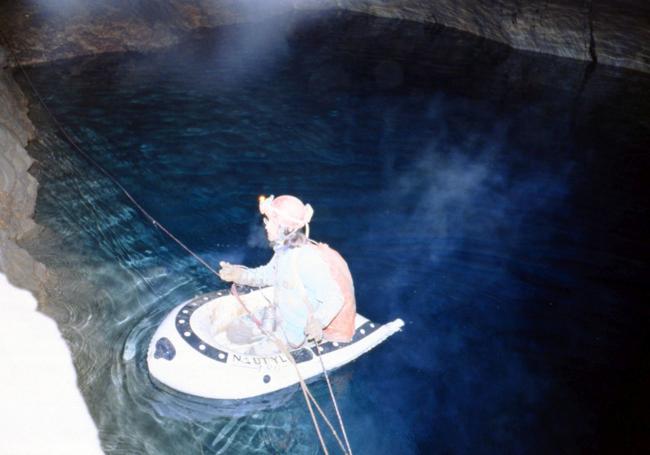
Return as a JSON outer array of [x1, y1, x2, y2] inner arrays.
[[0, 49, 47, 298], [0, 0, 294, 65], [0, 0, 647, 73], [1, 48, 100, 450], [327, 0, 649, 73]]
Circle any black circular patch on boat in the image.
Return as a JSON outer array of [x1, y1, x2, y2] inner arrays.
[[154, 337, 175, 360], [263, 374, 271, 383]]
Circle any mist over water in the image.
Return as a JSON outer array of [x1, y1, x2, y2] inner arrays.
[[18, 11, 650, 454]]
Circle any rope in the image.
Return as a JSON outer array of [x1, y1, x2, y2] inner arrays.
[[256, 294, 355, 455], [1, 30, 353, 455], [0, 29, 222, 280], [314, 341, 353, 455], [231, 285, 351, 455]]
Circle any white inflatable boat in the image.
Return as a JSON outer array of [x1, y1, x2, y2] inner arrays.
[[147, 287, 404, 400]]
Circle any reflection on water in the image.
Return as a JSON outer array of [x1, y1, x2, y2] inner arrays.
[[18, 11, 650, 455]]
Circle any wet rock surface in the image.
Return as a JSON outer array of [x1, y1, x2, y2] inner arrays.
[[330, 0, 649, 73], [0, 0, 648, 73], [0, 0, 293, 66], [0, 51, 46, 298]]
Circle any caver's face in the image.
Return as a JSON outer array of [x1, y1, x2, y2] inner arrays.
[[263, 216, 280, 242]]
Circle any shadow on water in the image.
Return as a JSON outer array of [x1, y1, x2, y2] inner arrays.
[[16, 10, 650, 455]]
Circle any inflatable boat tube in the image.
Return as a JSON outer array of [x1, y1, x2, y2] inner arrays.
[[147, 287, 404, 400]]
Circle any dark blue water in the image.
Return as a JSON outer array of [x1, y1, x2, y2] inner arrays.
[[19, 11, 650, 455]]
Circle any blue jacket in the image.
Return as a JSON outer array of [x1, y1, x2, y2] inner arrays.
[[237, 244, 344, 347]]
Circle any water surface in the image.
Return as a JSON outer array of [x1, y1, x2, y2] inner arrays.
[[19, 11, 650, 454]]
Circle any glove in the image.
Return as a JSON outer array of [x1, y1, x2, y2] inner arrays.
[[305, 316, 323, 342], [218, 261, 244, 283]]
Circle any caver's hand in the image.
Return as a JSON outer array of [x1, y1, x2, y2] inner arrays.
[[305, 316, 323, 342], [218, 261, 244, 283]]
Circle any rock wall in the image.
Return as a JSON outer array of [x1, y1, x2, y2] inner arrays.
[[321, 0, 649, 73], [0, 48, 47, 299], [0, 1, 647, 73], [0, 0, 294, 66], [0, 273, 103, 455]]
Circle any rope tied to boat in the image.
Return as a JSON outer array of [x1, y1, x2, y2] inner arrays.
[[231, 284, 352, 455], [0, 29, 353, 455]]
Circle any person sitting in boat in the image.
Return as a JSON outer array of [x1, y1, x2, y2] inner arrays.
[[218, 194, 356, 350]]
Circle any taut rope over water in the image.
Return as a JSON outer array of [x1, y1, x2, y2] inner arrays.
[[232, 284, 352, 455], [0, 30, 352, 454], [0, 30, 221, 280]]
